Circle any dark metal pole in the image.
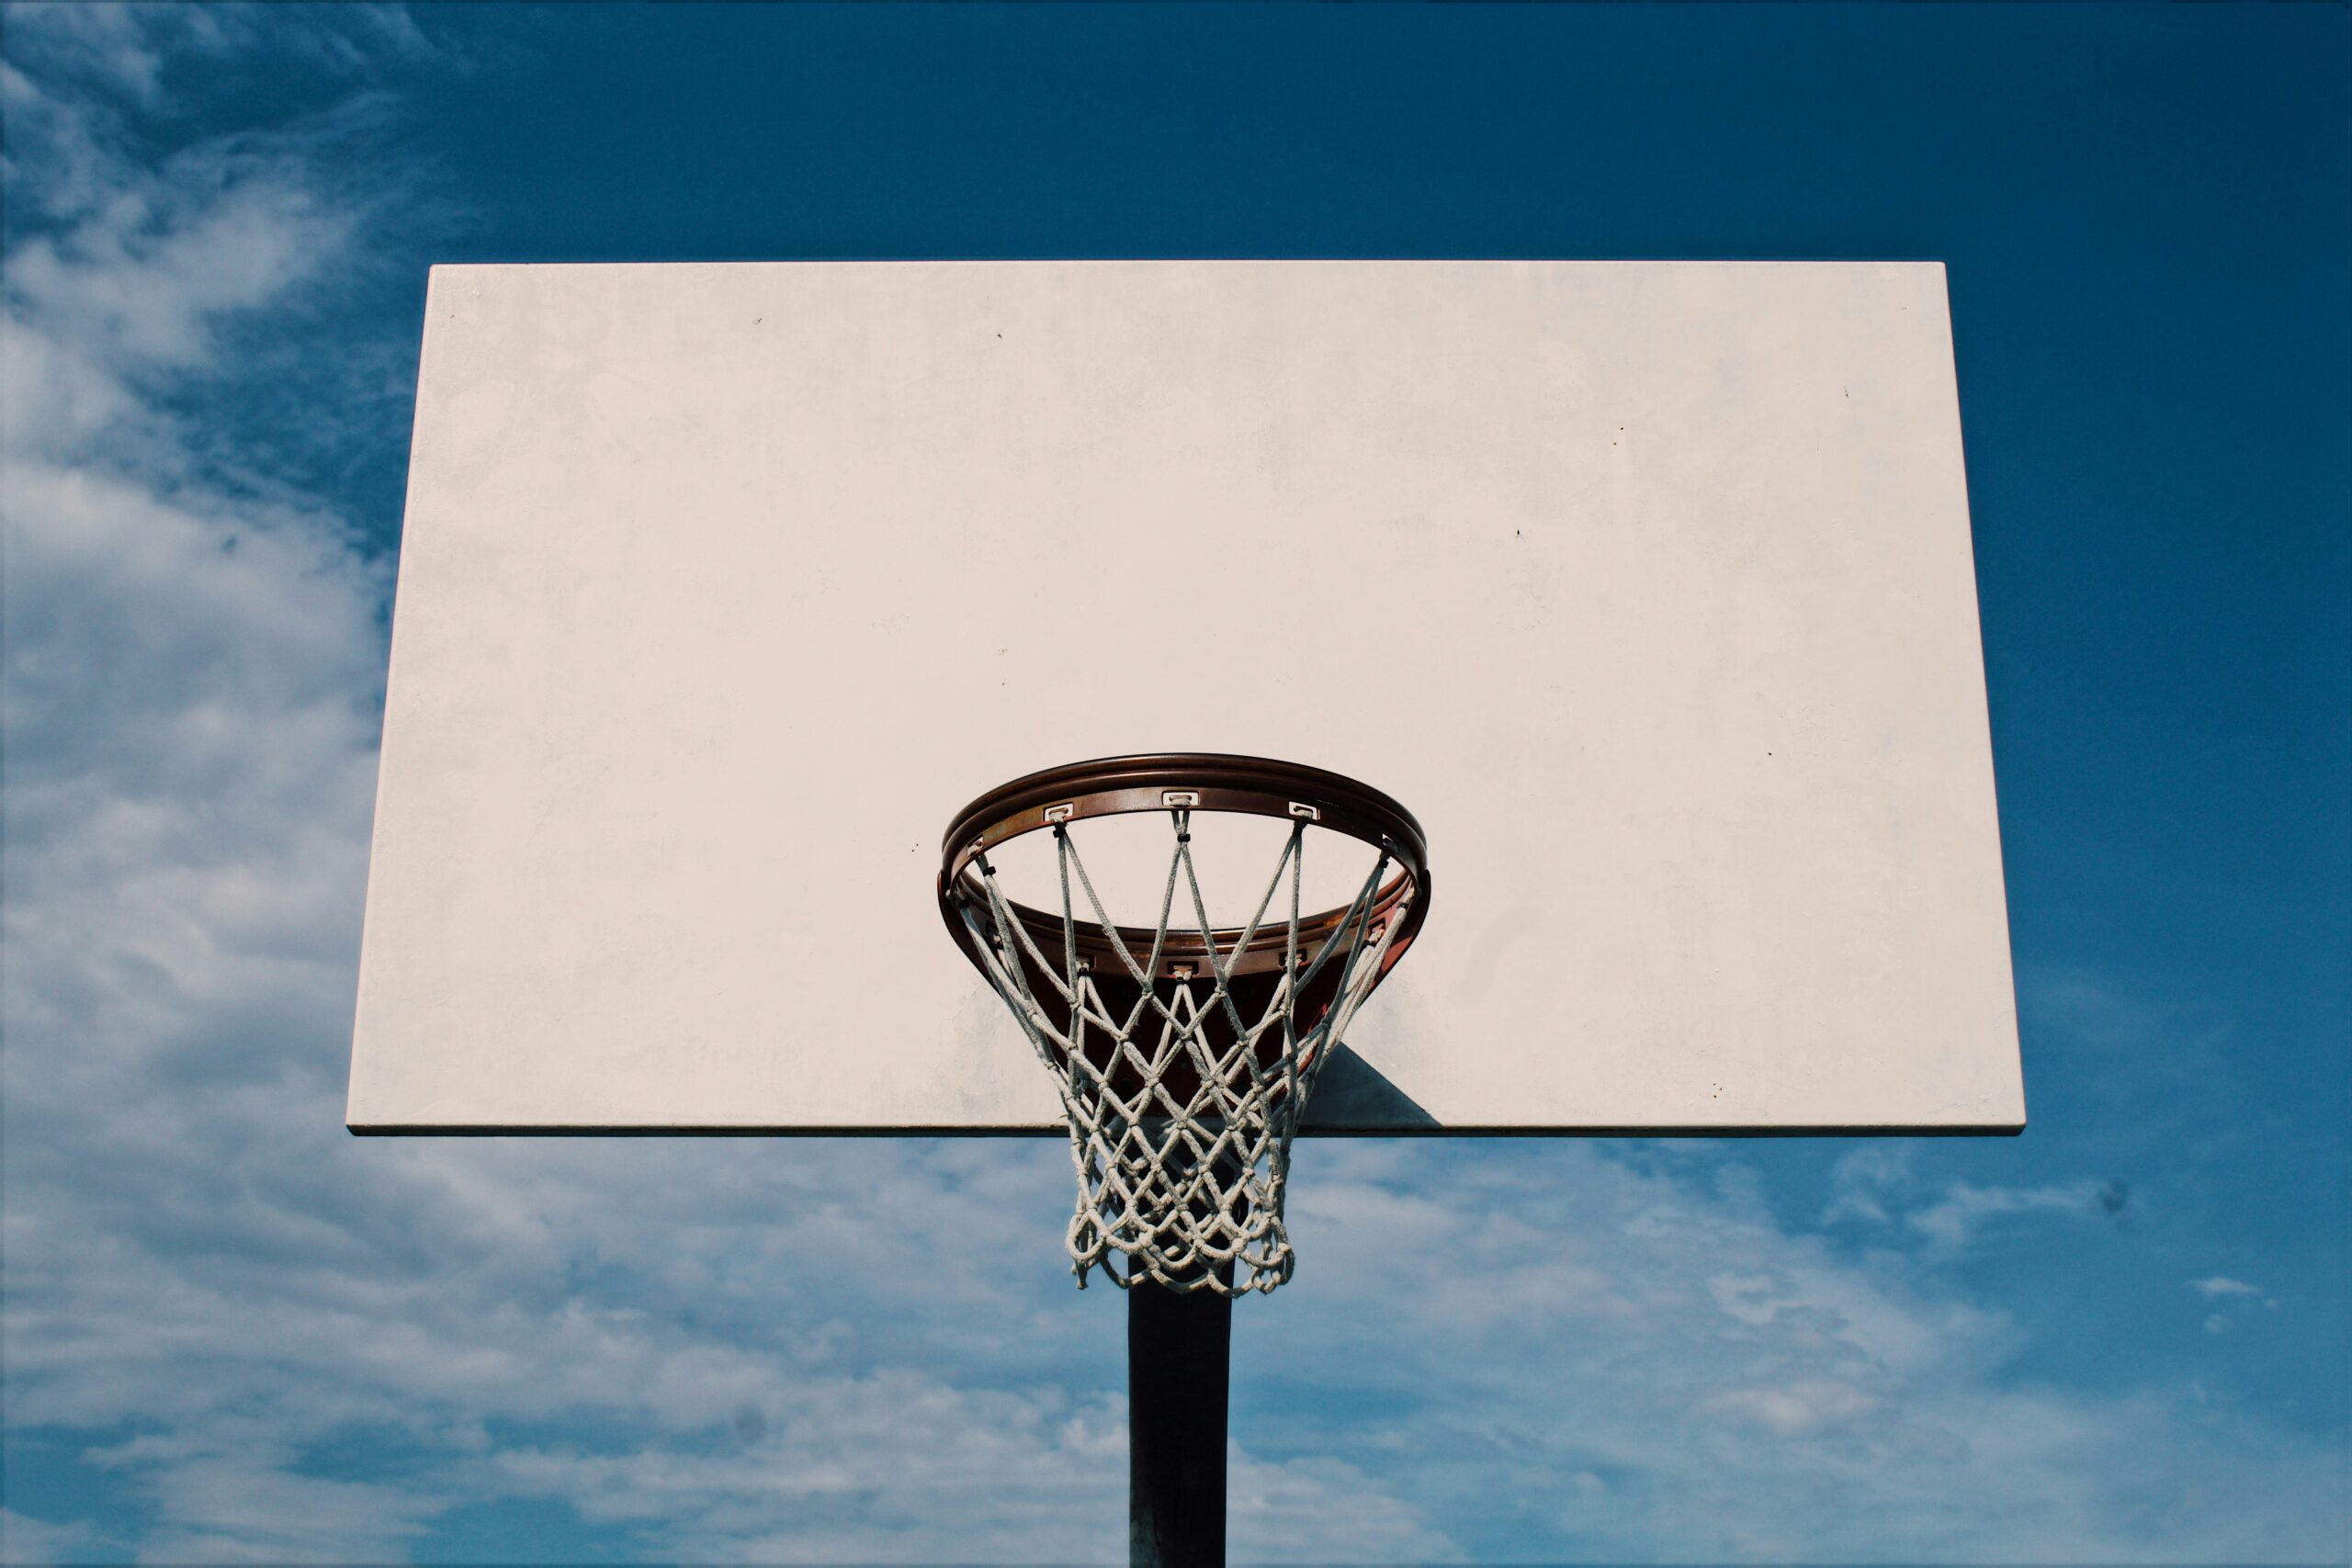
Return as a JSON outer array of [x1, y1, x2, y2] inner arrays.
[[1127, 1276, 1232, 1568]]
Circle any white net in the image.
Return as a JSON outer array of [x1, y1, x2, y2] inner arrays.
[[951, 808, 1409, 1296]]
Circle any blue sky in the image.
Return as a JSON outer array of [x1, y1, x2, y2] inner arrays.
[[2, 4, 2345, 1562]]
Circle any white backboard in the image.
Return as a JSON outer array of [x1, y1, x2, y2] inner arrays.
[[348, 261, 2023, 1135]]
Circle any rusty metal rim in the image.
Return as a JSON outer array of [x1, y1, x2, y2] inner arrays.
[[936, 753, 1430, 980]]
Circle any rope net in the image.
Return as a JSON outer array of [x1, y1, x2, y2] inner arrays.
[[953, 808, 1407, 1296]]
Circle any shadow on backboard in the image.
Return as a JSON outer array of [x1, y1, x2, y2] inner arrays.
[[1299, 1043, 1441, 1132]]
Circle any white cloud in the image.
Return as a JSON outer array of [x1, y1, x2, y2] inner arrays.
[[130, 1455, 445, 1567], [1821, 1142, 1914, 1225], [1904, 1179, 2116, 1254], [1824, 1145, 2130, 1259], [0, 1510, 96, 1565], [1, 13, 2345, 1566], [2188, 1276, 2280, 1341], [9, 178, 348, 368], [1229, 1450, 1462, 1565], [1250, 1141, 2345, 1562], [1703, 1378, 1883, 1438]]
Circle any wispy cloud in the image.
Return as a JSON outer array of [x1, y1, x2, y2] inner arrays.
[[2188, 1276, 2280, 1339], [0, 1510, 94, 1566], [1256, 1142, 2345, 1562], [1904, 1179, 2124, 1254], [1823, 1143, 2130, 1258]]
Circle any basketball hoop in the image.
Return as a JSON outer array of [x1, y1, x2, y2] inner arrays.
[[939, 754, 1430, 1295]]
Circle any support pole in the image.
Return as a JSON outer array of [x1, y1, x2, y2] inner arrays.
[[1127, 1277, 1232, 1568]]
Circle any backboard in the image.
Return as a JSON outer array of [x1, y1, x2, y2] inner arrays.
[[347, 260, 2023, 1136]]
